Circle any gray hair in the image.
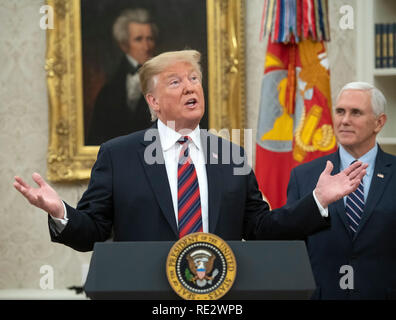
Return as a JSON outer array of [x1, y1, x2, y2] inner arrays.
[[336, 81, 387, 116], [113, 8, 158, 48]]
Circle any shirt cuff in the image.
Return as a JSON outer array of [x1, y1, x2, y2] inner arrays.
[[312, 190, 329, 218], [50, 201, 68, 233]]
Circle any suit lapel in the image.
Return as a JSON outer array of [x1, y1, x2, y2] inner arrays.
[[201, 131, 222, 234], [329, 150, 354, 238], [354, 148, 392, 239], [138, 125, 178, 238]]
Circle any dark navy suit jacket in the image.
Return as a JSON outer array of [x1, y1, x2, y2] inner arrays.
[[50, 125, 329, 252], [287, 147, 396, 299]]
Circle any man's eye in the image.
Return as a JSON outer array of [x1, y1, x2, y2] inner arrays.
[[191, 75, 200, 82], [169, 80, 179, 86]]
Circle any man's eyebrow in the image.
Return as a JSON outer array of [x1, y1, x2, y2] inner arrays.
[[164, 70, 197, 79], [164, 73, 179, 79]]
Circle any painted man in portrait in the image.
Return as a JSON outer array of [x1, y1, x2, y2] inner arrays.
[[86, 8, 157, 145]]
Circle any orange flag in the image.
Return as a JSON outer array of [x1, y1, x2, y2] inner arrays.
[[255, 38, 336, 209]]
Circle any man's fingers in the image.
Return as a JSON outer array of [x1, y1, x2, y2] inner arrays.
[[14, 176, 30, 189], [13, 181, 24, 193], [345, 168, 367, 194], [14, 182, 37, 203], [14, 176, 39, 203], [343, 161, 360, 176], [32, 172, 46, 188], [350, 169, 367, 187], [344, 161, 366, 176], [348, 164, 368, 181], [323, 160, 334, 175], [14, 181, 29, 196]]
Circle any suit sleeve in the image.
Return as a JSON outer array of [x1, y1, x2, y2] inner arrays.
[[286, 168, 300, 205], [245, 169, 329, 240], [49, 144, 114, 252]]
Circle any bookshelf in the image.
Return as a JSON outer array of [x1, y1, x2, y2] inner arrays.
[[357, 0, 396, 154], [373, 68, 396, 76]]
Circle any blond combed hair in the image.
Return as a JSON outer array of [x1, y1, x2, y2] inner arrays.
[[139, 50, 202, 121]]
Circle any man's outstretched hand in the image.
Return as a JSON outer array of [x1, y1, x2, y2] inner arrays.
[[314, 160, 368, 208], [13, 173, 64, 219]]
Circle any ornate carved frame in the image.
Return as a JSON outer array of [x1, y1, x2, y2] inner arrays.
[[46, 0, 246, 182]]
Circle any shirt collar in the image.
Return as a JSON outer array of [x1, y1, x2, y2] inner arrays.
[[339, 143, 378, 177], [126, 54, 139, 69], [157, 119, 201, 151]]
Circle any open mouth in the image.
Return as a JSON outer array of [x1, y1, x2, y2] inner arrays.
[[185, 98, 197, 108]]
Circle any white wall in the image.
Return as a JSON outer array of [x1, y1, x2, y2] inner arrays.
[[0, 0, 91, 290]]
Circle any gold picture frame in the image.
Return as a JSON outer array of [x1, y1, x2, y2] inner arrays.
[[46, 0, 246, 182]]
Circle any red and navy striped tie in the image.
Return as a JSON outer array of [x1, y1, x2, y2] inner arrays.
[[177, 136, 202, 238]]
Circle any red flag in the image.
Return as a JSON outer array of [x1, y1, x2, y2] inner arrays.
[[255, 38, 336, 209]]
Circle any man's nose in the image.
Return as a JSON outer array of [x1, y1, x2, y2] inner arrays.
[[142, 39, 151, 51], [182, 79, 195, 94], [341, 113, 351, 124]]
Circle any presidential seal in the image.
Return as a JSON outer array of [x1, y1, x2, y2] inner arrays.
[[166, 233, 237, 300]]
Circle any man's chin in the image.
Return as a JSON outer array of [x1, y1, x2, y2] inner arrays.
[[338, 139, 356, 148], [177, 118, 202, 131]]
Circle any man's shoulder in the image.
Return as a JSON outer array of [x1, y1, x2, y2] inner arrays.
[[378, 148, 396, 166], [101, 127, 155, 151], [203, 131, 245, 151]]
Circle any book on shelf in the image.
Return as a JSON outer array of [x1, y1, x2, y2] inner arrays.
[[375, 22, 396, 68], [389, 24, 394, 67], [393, 23, 396, 68], [375, 23, 382, 68]]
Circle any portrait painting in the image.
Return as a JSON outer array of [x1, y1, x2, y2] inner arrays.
[[46, 0, 245, 181], [81, 0, 209, 145]]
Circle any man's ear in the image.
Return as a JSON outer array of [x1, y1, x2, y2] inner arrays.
[[145, 93, 160, 112], [374, 113, 387, 133]]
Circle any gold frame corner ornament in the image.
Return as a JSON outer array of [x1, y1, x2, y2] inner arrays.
[[46, 0, 246, 182]]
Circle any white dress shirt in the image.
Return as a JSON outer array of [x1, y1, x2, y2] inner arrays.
[[157, 119, 209, 232], [125, 54, 139, 68]]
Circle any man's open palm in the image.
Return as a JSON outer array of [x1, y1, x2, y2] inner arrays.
[[314, 160, 368, 208], [13, 173, 64, 218]]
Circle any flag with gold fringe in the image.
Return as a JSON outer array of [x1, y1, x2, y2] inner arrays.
[[255, 0, 336, 209]]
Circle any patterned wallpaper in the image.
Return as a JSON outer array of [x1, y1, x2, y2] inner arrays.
[[0, 0, 91, 290], [0, 0, 357, 291]]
